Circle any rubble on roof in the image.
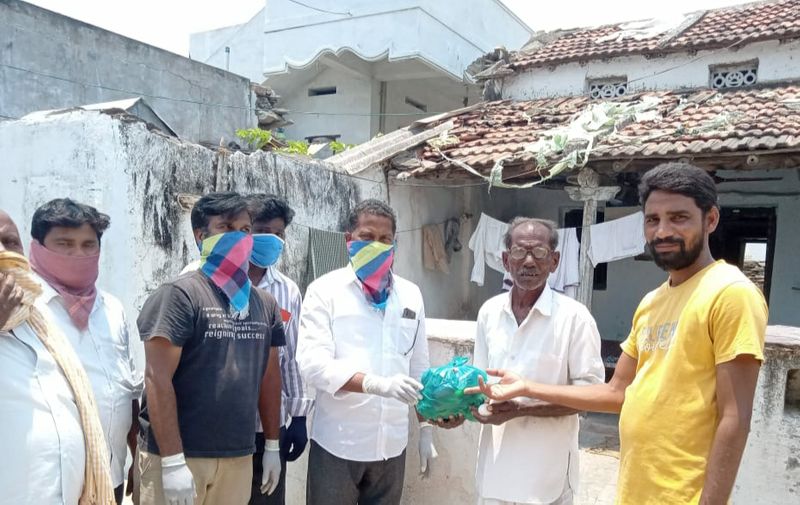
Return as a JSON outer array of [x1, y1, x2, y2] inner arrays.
[[252, 83, 292, 130], [328, 83, 800, 186]]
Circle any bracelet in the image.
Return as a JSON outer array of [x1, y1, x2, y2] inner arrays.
[[266, 439, 280, 452], [161, 453, 187, 468]]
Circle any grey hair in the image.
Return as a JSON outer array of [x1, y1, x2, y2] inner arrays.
[[504, 217, 559, 250]]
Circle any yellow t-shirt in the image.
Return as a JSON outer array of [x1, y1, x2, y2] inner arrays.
[[617, 260, 767, 505]]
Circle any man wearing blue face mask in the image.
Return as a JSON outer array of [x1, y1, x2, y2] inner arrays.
[[297, 199, 435, 505], [245, 194, 313, 505]]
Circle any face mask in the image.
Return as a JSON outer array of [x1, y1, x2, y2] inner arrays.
[[347, 240, 394, 309], [250, 234, 284, 268], [199, 231, 254, 315], [29, 239, 99, 330]]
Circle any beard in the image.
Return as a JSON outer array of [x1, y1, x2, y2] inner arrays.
[[648, 234, 704, 271]]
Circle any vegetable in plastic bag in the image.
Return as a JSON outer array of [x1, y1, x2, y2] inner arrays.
[[417, 356, 487, 421]]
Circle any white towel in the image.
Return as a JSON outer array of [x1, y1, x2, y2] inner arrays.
[[468, 213, 509, 286], [549, 228, 581, 292], [588, 211, 646, 266]]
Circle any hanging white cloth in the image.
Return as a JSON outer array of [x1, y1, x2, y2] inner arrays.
[[549, 228, 580, 293], [468, 213, 509, 286], [588, 211, 646, 266]]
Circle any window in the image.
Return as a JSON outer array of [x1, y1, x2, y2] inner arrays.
[[305, 134, 340, 143], [564, 209, 607, 290], [710, 61, 758, 89], [587, 77, 628, 99], [308, 86, 337, 97], [404, 96, 427, 112]]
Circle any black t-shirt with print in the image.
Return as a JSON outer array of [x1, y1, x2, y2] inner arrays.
[[137, 270, 286, 457]]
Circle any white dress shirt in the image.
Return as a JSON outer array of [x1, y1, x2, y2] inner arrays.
[[256, 266, 313, 428], [297, 266, 430, 462], [38, 281, 144, 487], [0, 321, 86, 505], [474, 284, 604, 504]]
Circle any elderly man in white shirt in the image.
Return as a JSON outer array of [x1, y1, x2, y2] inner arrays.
[[28, 199, 143, 504], [468, 217, 604, 505], [297, 199, 435, 505], [0, 209, 88, 505]]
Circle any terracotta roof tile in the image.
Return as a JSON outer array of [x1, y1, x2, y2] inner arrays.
[[411, 83, 800, 178], [509, 0, 800, 70]]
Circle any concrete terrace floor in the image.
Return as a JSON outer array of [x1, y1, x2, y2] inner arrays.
[[123, 413, 621, 505]]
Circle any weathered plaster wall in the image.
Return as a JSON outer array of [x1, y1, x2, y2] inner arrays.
[[503, 39, 800, 99], [735, 326, 800, 503], [0, 111, 366, 370], [0, 0, 255, 143]]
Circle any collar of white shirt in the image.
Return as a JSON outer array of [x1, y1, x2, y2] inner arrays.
[[502, 281, 554, 322]]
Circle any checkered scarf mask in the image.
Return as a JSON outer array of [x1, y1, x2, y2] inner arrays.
[[199, 231, 254, 316], [347, 240, 394, 309]]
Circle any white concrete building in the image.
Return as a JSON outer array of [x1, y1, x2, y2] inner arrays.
[[190, 0, 532, 143]]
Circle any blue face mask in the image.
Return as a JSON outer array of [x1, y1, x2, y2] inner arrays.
[[250, 234, 285, 268]]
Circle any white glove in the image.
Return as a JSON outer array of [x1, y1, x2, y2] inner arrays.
[[260, 439, 282, 495], [362, 374, 423, 405], [418, 424, 438, 478], [161, 453, 195, 505]]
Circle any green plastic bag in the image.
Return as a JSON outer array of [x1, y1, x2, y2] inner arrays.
[[417, 356, 487, 421]]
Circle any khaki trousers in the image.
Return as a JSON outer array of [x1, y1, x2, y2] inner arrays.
[[138, 450, 252, 505]]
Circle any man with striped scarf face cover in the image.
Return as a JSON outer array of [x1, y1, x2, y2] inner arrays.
[[297, 199, 436, 505]]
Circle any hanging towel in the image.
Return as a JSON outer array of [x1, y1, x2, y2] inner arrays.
[[423, 224, 450, 274], [468, 213, 509, 286], [588, 211, 646, 266], [549, 228, 581, 292], [307, 227, 349, 281]]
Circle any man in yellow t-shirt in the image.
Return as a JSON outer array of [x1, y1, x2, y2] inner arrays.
[[467, 162, 768, 504]]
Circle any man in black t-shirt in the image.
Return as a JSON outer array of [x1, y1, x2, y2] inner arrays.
[[137, 192, 285, 505]]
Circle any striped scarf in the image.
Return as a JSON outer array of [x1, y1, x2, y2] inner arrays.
[[199, 231, 254, 316], [347, 240, 395, 309], [0, 251, 114, 505]]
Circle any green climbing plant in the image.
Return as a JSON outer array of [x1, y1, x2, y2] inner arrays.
[[235, 128, 273, 150]]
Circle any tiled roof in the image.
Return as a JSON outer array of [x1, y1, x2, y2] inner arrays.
[[409, 84, 800, 179], [509, 0, 800, 70]]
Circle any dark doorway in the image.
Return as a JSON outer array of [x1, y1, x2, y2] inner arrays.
[[709, 207, 776, 302]]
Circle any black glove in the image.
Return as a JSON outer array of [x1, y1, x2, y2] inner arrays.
[[281, 416, 308, 462]]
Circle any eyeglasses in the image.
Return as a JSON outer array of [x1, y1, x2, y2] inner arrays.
[[509, 246, 551, 261]]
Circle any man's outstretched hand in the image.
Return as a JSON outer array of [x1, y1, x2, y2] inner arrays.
[[464, 369, 530, 402]]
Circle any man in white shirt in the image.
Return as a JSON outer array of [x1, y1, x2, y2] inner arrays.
[[297, 199, 436, 505], [245, 194, 314, 505], [28, 199, 143, 504], [470, 217, 604, 505], [0, 209, 87, 505]]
